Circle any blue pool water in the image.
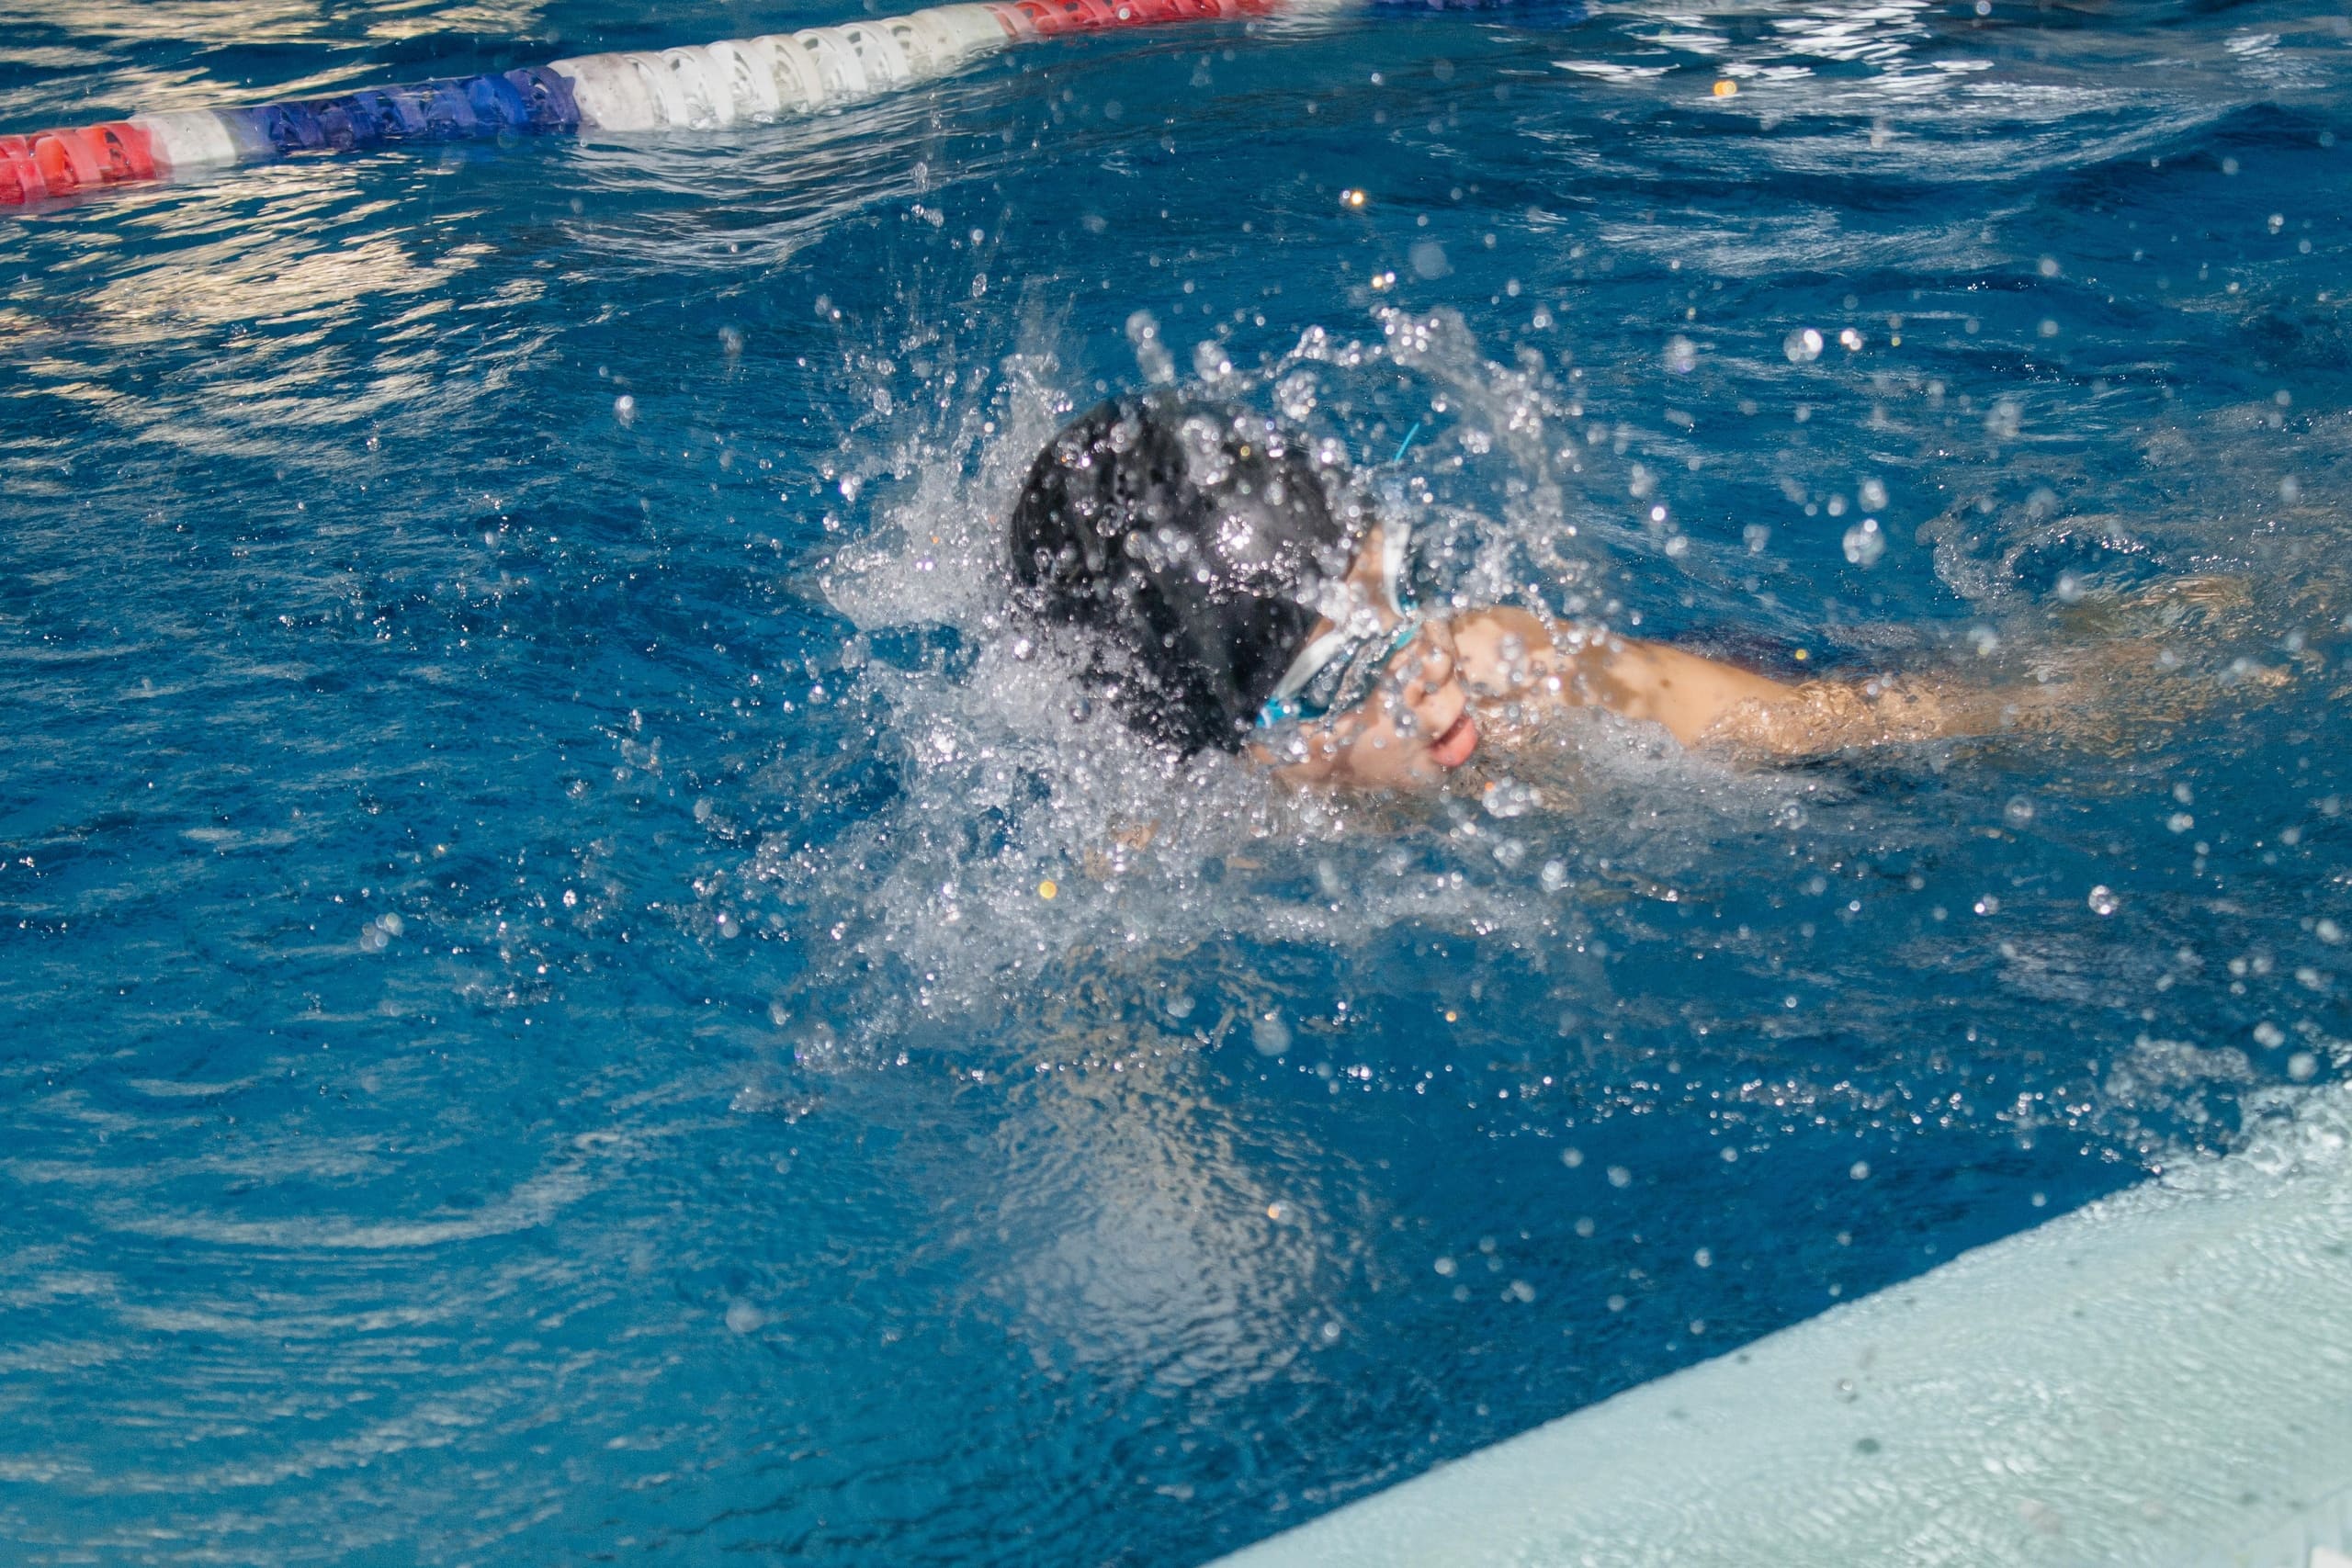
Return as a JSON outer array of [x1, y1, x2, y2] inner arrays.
[[3, 2, 2349, 1562]]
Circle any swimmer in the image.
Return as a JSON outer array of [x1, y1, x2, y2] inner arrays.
[[1008, 393, 2071, 789]]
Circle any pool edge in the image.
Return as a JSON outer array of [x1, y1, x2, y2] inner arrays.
[[1207, 1086, 2352, 1568]]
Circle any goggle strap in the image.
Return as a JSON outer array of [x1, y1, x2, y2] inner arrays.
[[1380, 522, 1411, 617], [1268, 624, 1354, 705]]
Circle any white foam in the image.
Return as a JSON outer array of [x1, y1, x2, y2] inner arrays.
[[1208, 1083, 2352, 1568]]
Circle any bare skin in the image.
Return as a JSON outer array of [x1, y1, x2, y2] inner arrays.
[[1257, 529, 2052, 790]]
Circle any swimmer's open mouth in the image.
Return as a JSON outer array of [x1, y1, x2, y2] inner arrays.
[[1430, 712, 1478, 769]]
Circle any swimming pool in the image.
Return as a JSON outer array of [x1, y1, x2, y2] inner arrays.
[[2, 0, 2346, 1561]]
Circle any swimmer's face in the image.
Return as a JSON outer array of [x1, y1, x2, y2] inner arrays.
[[1251, 530, 1479, 790]]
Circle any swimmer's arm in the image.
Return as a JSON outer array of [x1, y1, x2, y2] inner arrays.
[[1456, 609, 1796, 748], [1457, 607, 1984, 756]]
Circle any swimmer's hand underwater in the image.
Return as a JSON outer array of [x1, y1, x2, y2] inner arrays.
[[1008, 393, 2052, 791]]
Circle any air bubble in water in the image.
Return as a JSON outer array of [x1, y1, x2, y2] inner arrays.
[[2253, 1021, 2286, 1048], [1783, 328, 1824, 364], [1540, 860, 1567, 893], [2005, 795, 2036, 827], [1664, 335, 1697, 374], [2087, 886, 2118, 916]]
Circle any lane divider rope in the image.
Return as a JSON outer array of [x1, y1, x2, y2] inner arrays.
[[1, 0, 1275, 206]]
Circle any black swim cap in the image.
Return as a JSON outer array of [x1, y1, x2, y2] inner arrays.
[[1009, 396, 1360, 755]]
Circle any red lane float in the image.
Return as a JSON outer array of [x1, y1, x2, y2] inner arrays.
[[1, 121, 157, 202]]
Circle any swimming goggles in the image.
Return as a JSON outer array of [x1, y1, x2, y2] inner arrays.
[[1256, 523, 1419, 730]]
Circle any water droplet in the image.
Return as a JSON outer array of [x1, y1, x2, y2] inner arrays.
[[1842, 517, 1884, 567], [1125, 310, 1174, 385], [1251, 1013, 1291, 1056]]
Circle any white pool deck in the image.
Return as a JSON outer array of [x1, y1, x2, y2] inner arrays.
[[1211, 1085, 2352, 1568]]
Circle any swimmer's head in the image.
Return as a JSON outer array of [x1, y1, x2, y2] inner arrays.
[[1009, 395, 1364, 755]]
